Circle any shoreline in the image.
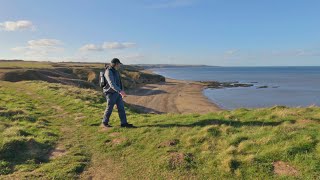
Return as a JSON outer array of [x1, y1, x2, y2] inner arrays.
[[124, 70, 222, 114]]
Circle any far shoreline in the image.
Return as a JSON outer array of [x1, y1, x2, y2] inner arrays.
[[144, 69, 227, 110], [124, 69, 222, 114]]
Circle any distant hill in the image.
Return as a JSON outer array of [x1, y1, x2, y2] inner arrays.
[[0, 60, 165, 89]]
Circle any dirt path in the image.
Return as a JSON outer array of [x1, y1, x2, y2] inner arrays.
[[125, 78, 221, 114]]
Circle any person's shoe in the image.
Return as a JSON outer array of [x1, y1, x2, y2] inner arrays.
[[120, 123, 136, 128], [102, 122, 113, 128]]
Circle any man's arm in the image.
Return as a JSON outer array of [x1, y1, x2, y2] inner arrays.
[[119, 73, 124, 91], [105, 69, 122, 93], [118, 73, 127, 97]]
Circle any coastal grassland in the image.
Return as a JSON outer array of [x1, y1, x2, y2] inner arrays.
[[0, 61, 54, 69], [0, 61, 164, 90], [0, 60, 104, 69], [0, 80, 319, 179]]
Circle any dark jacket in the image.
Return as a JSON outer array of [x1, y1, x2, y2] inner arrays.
[[103, 66, 124, 94]]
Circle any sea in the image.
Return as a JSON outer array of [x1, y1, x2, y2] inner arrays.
[[151, 66, 320, 110]]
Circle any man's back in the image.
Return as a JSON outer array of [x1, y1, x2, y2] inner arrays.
[[103, 66, 123, 94]]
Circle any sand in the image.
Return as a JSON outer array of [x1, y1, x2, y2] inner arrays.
[[124, 78, 221, 114]]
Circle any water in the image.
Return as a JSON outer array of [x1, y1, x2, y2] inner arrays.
[[151, 66, 320, 109]]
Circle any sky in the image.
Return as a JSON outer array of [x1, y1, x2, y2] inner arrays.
[[0, 0, 320, 66]]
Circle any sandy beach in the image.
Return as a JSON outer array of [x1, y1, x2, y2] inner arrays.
[[124, 76, 221, 114]]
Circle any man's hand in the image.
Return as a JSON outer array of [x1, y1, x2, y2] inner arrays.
[[119, 90, 127, 98]]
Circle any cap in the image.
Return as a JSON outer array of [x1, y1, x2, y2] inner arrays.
[[111, 58, 122, 65]]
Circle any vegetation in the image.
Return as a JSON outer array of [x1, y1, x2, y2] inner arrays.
[[0, 60, 165, 89], [0, 61, 319, 179]]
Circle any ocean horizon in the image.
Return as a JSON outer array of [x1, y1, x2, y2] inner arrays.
[[151, 66, 320, 110]]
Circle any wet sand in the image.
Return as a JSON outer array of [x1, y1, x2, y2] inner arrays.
[[124, 77, 222, 114]]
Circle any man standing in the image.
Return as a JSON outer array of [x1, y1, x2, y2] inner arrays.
[[102, 58, 134, 128]]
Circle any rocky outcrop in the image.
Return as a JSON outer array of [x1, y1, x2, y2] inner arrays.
[[0, 63, 165, 89], [200, 81, 253, 89]]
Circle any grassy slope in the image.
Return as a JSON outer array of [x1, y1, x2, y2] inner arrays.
[[0, 61, 54, 69], [0, 61, 164, 90], [0, 80, 320, 179]]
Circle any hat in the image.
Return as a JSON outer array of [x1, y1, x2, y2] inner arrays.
[[111, 58, 122, 65]]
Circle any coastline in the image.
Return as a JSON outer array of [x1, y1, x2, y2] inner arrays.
[[124, 70, 222, 114]]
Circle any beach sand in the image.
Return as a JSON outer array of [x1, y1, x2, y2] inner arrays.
[[124, 77, 221, 114]]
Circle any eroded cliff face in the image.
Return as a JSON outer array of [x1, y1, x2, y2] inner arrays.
[[0, 61, 165, 89]]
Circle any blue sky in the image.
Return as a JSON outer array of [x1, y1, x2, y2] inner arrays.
[[0, 0, 320, 66]]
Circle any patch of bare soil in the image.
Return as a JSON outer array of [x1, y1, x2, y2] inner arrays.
[[49, 147, 67, 159], [273, 161, 299, 176], [52, 105, 64, 112], [168, 152, 194, 169], [111, 138, 127, 145], [169, 152, 185, 168], [158, 139, 179, 148], [296, 119, 318, 124], [105, 137, 127, 145], [109, 132, 121, 137], [80, 158, 122, 180]]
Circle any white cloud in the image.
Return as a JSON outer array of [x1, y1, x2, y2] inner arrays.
[[79, 41, 137, 52], [27, 39, 61, 47], [0, 20, 35, 31], [147, 0, 196, 8], [79, 44, 104, 51], [102, 42, 136, 49], [12, 39, 64, 57]]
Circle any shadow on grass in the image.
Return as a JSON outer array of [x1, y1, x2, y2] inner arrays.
[[139, 118, 285, 128], [125, 103, 163, 114], [89, 103, 163, 126], [0, 138, 53, 175]]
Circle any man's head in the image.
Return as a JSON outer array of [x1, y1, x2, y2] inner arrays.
[[110, 58, 123, 70]]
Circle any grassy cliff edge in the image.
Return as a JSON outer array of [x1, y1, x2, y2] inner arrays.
[[0, 61, 319, 179]]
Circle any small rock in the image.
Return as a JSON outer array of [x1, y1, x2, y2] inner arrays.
[[257, 85, 268, 89]]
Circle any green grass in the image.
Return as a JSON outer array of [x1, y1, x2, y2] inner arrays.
[[0, 61, 55, 69], [0, 80, 320, 179], [0, 60, 106, 69]]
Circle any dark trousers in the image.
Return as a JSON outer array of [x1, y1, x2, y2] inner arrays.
[[102, 92, 128, 125]]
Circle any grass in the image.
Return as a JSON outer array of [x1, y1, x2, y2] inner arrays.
[[0, 61, 54, 69], [0, 80, 319, 179], [0, 60, 105, 69], [0, 61, 164, 91]]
